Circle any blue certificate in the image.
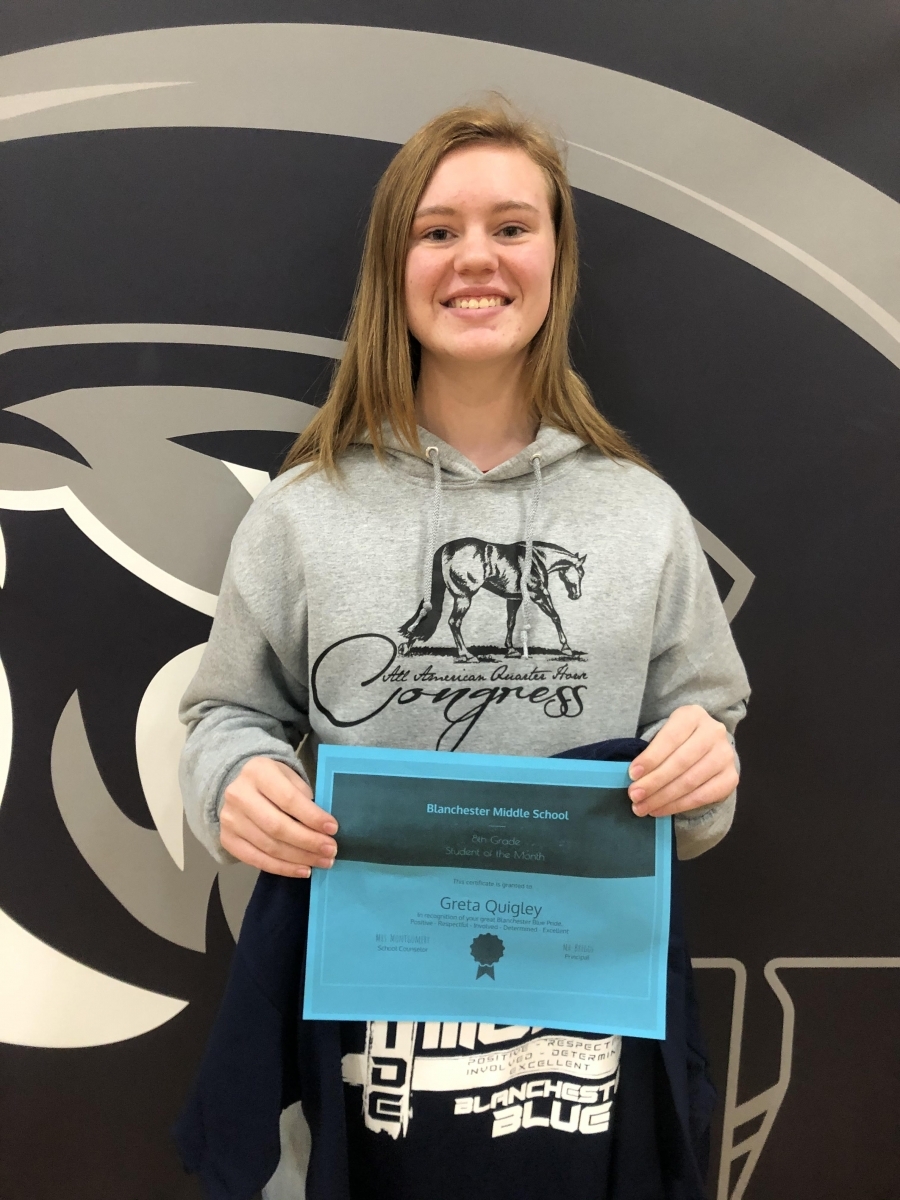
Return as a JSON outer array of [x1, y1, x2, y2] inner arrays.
[[304, 745, 671, 1038]]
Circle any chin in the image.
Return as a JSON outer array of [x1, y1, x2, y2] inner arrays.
[[440, 336, 526, 363]]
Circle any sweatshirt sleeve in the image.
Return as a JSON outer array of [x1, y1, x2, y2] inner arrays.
[[638, 499, 751, 861], [179, 493, 311, 862]]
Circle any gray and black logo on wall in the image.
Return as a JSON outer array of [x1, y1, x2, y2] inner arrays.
[[1, 5, 898, 1199]]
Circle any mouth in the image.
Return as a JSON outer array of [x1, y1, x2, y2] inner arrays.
[[441, 295, 513, 310]]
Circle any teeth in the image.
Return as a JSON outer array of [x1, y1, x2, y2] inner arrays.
[[449, 296, 508, 308]]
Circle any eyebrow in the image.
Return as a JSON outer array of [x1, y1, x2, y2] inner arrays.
[[413, 200, 542, 219]]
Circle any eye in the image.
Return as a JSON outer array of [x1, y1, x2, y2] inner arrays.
[[498, 224, 527, 238], [423, 228, 453, 242]]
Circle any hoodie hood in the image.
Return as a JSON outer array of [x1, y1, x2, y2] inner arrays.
[[362, 422, 588, 486]]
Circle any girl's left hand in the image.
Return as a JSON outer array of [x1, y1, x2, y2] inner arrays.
[[627, 705, 738, 817]]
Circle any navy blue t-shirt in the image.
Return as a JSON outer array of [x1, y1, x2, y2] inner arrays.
[[340, 1019, 623, 1199]]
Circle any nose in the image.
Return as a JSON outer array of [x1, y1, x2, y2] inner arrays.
[[454, 227, 498, 277]]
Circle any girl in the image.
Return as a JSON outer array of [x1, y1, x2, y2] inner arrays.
[[180, 100, 748, 1199]]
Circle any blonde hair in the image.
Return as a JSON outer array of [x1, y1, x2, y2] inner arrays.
[[280, 98, 647, 474]]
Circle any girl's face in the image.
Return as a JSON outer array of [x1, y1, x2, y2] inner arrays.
[[405, 145, 557, 369]]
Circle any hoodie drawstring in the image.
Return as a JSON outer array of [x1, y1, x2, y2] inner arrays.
[[419, 445, 542, 654], [520, 452, 543, 659], [421, 446, 443, 614]]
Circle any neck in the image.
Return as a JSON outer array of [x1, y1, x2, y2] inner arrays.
[[414, 351, 537, 472]]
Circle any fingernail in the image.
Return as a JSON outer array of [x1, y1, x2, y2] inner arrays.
[[324, 820, 338, 834], [319, 858, 334, 869], [632, 804, 647, 817], [296, 867, 310, 878], [628, 764, 644, 781], [322, 843, 337, 858], [629, 787, 645, 803]]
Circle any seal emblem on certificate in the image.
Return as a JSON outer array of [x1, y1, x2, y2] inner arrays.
[[470, 932, 505, 979], [304, 745, 671, 1038]]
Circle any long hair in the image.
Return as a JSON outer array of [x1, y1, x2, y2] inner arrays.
[[280, 98, 648, 474]]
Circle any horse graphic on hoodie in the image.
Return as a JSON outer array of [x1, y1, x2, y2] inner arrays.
[[398, 536, 587, 663]]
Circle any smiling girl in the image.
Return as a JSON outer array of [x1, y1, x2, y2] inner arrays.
[[179, 100, 749, 1199]]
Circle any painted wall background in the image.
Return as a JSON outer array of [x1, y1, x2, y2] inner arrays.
[[1, 4, 898, 1197]]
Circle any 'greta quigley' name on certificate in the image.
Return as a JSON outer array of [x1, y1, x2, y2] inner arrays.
[[304, 745, 671, 1039], [440, 896, 543, 919]]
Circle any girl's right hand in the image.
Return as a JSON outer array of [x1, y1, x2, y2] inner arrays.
[[219, 756, 338, 877]]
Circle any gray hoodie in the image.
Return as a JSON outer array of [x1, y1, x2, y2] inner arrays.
[[180, 424, 749, 863]]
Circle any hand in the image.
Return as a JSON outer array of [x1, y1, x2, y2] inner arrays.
[[627, 705, 738, 818], [219, 757, 338, 877]]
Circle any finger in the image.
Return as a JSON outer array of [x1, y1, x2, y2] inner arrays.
[[222, 796, 337, 864], [220, 831, 313, 878], [253, 761, 338, 835], [225, 810, 337, 870], [643, 767, 738, 818], [628, 725, 715, 804], [632, 745, 726, 816], [629, 706, 704, 781], [630, 723, 732, 806]]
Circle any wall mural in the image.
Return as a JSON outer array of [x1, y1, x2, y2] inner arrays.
[[1, 7, 898, 1199]]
